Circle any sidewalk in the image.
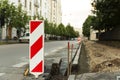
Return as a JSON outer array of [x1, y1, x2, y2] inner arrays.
[[0, 40, 19, 44], [76, 72, 120, 80], [74, 41, 120, 80]]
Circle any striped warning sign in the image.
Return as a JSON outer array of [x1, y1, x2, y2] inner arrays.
[[29, 20, 44, 78], [77, 37, 81, 44]]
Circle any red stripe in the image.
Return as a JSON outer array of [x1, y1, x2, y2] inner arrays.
[[32, 61, 43, 72], [68, 42, 70, 49], [30, 21, 42, 33], [30, 35, 43, 59]]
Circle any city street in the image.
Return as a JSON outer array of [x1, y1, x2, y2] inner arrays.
[[0, 40, 77, 79], [0, 0, 119, 79]]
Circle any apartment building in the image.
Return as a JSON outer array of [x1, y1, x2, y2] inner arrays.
[[0, 0, 62, 39], [9, 0, 62, 24], [1, 0, 41, 39], [50, 0, 62, 25], [56, 0, 62, 25]]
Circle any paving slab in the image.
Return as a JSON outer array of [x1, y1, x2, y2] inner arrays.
[[76, 72, 120, 80], [68, 75, 75, 80]]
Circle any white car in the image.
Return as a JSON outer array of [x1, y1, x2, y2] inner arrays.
[[19, 32, 29, 43]]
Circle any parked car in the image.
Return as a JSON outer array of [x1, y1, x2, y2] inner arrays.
[[19, 32, 29, 43]]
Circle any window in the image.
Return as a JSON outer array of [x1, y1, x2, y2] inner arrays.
[[25, 0, 27, 8], [53, 19, 55, 22], [18, 0, 21, 2], [29, 2, 31, 10], [40, 0, 42, 6], [54, 3, 56, 8]]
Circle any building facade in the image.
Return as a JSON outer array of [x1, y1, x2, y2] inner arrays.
[[56, 0, 62, 25], [0, 0, 62, 40], [9, 0, 62, 24], [50, 0, 62, 25]]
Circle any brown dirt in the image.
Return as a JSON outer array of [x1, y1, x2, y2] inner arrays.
[[84, 41, 120, 72]]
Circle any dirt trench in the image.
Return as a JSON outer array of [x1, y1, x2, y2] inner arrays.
[[82, 41, 120, 73]]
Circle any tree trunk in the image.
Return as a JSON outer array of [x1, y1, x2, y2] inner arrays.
[[8, 26, 12, 39]]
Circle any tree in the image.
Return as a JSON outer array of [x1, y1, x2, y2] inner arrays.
[[66, 24, 76, 39], [82, 15, 94, 37], [56, 23, 66, 39], [91, 0, 120, 31], [44, 19, 49, 34], [0, 9, 5, 27], [52, 24, 57, 35], [75, 31, 79, 37], [57, 23, 65, 36], [14, 4, 29, 37], [0, 0, 17, 39], [0, 0, 29, 39]]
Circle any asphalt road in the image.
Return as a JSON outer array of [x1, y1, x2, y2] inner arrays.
[[0, 40, 77, 80]]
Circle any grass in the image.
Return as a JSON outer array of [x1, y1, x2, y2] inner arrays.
[[0, 42, 6, 45], [0, 41, 18, 45]]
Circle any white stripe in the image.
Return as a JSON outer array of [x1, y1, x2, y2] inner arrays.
[[12, 62, 28, 68], [45, 47, 65, 56], [51, 49, 58, 53], [0, 73, 5, 76], [57, 47, 64, 49], [30, 48, 44, 72], [30, 22, 44, 46]]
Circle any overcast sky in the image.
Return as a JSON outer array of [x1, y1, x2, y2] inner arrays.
[[61, 0, 92, 28]]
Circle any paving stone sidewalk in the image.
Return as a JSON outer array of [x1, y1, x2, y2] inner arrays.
[[76, 72, 120, 80]]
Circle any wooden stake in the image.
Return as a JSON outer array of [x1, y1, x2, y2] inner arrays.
[[70, 44, 73, 75], [67, 42, 70, 76]]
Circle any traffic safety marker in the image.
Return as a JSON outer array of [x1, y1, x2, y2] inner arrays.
[[77, 37, 81, 44], [29, 20, 44, 78]]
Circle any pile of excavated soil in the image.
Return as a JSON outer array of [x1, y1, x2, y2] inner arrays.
[[84, 41, 120, 72]]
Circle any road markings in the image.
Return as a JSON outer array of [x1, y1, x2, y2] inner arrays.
[[45, 47, 65, 56], [12, 62, 28, 68], [51, 47, 65, 53], [58, 47, 65, 49], [51, 49, 58, 53], [20, 57, 28, 62], [0, 73, 5, 76]]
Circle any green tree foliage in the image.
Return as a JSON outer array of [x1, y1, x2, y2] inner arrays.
[[75, 31, 79, 37], [44, 19, 55, 35], [14, 4, 29, 30], [44, 19, 49, 34], [0, 0, 29, 28], [44, 21, 79, 40], [0, 0, 29, 38], [82, 15, 94, 37], [66, 24, 77, 39], [57, 23, 66, 36], [92, 0, 120, 31], [51, 24, 57, 35]]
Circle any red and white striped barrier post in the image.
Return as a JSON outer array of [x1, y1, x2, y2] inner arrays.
[[29, 20, 44, 78], [77, 37, 81, 44]]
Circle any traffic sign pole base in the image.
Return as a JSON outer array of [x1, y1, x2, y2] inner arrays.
[[35, 75, 39, 79]]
